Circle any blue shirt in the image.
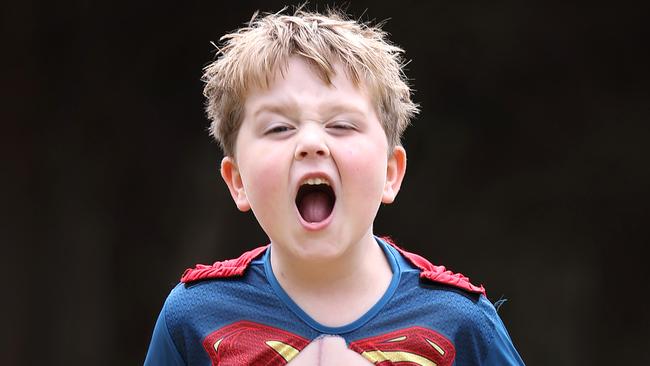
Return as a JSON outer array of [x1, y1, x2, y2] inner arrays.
[[144, 238, 524, 365]]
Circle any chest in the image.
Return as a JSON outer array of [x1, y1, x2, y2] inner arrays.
[[201, 321, 455, 366], [175, 270, 485, 365]]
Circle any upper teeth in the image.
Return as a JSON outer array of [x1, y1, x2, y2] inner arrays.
[[302, 177, 329, 186]]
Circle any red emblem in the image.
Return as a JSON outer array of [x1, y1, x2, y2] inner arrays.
[[202, 321, 309, 365], [349, 326, 456, 366], [203, 322, 455, 366]]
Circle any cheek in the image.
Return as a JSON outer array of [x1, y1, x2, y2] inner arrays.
[[341, 145, 388, 200], [241, 161, 285, 204]]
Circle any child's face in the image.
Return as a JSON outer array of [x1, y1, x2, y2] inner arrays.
[[221, 56, 406, 260]]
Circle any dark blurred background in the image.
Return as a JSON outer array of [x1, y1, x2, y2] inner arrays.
[[2, 0, 648, 364]]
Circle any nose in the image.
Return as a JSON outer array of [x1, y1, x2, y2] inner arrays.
[[294, 125, 330, 160]]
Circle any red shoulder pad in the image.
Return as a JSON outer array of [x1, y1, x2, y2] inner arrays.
[[382, 237, 486, 296], [180, 245, 269, 283]]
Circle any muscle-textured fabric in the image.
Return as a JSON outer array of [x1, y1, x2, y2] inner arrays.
[[144, 237, 524, 365]]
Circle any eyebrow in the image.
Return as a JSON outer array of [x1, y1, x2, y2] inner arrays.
[[252, 103, 297, 119], [252, 101, 367, 119]]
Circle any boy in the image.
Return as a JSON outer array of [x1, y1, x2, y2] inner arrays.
[[145, 8, 524, 366]]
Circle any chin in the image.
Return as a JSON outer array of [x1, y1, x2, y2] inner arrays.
[[290, 235, 349, 262]]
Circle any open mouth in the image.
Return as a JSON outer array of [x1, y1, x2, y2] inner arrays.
[[295, 178, 336, 224]]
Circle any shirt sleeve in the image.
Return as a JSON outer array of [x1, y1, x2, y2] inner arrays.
[[482, 311, 525, 365], [143, 303, 186, 366]]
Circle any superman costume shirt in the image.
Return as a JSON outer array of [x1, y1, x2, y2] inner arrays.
[[144, 237, 524, 365]]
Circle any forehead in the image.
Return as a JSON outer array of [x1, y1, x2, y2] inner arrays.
[[243, 56, 376, 116]]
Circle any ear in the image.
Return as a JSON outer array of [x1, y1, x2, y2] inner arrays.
[[382, 146, 407, 204], [220, 156, 251, 212]]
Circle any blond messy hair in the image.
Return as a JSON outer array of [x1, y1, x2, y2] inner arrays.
[[202, 7, 419, 156]]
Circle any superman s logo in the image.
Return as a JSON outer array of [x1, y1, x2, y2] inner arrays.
[[350, 326, 456, 366], [202, 321, 310, 366], [203, 322, 455, 366]]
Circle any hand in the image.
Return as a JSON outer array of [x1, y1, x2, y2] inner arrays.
[[287, 336, 372, 366]]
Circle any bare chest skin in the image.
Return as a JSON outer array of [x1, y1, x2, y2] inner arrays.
[[287, 336, 372, 366]]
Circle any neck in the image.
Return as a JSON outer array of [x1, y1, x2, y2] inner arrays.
[[271, 233, 388, 289], [269, 232, 394, 326]]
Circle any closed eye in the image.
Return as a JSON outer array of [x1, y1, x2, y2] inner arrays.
[[264, 125, 294, 135], [327, 121, 357, 131]]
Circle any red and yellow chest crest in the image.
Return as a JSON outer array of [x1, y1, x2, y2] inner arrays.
[[203, 321, 455, 365]]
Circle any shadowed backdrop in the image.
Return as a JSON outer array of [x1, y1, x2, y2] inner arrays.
[[2, 0, 648, 364]]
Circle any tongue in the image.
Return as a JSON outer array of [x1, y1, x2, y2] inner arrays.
[[298, 191, 331, 223]]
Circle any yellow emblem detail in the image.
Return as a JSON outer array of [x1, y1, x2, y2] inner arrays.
[[426, 338, 445, 356], [266, 340, 300, 362], [213, 338, 223, 353], [386, 335, 407, 342]]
